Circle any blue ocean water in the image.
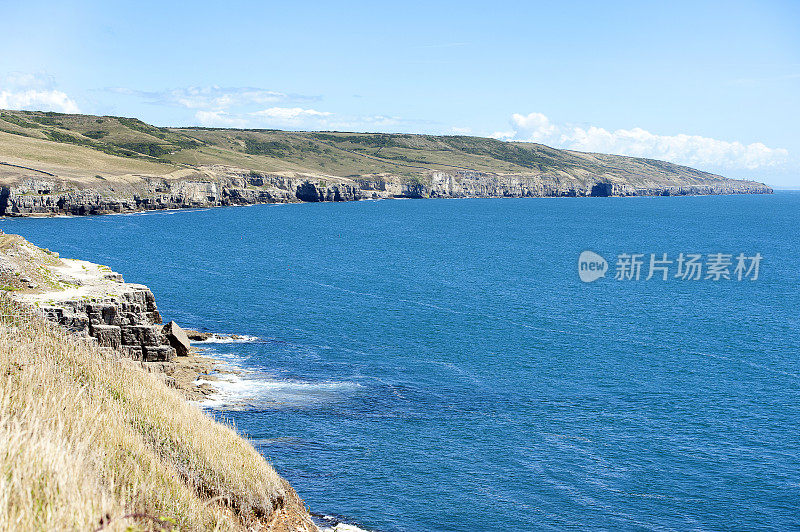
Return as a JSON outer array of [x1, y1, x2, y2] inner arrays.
[[3, 193, 800, 531]]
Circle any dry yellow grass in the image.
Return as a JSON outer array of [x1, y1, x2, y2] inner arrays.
[[0, 130, 176, 183], [0, 295, 316, 531]]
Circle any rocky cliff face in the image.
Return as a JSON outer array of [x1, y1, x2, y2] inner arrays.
[[0, 232, 321, 530], [0, 234, 178, 364], [0, 166, 365, 215], [41, 286, 176, 362], [0, 163, 772, 216], [423, 171, 773, 198]]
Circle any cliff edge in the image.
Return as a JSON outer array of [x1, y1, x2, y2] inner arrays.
[[0, 233, 318, 531]]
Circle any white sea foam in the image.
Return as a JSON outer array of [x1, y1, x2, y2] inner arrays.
[[319, 524, 372, 532], [199, 369, 362, 409], [315, 515, 373, 532], [193, 334, 262, 344]]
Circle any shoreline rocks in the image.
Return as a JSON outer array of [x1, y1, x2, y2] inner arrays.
[[43, 287, 177, 362], [0, 234, 234, 399], [0, 165, 774, 217]]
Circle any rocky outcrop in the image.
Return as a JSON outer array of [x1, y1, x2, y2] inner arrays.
[[0, 162, 772, 217], [38, 285, 176, 362], [295, 180, 361, 202], [0, 234, 177, 363]]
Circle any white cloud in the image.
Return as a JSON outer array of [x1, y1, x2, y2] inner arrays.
[[500, 111, 789, 171], [191, 107, 423, 131], [451, 126, 472, 134], [358, 115, 409, 127], [112, 84, 435, 132], [3, 71, 55, 89], [510, 112, 557, 141], [111, 86, 335, 128], [110, 86, 315, 111], [171, 87, 288, 109], [490, 130, 515, 140], [0, 89, 80, 113], [252, 107, 332, 121], [194, 110, 248, 128], [0, 71, 79, 113]]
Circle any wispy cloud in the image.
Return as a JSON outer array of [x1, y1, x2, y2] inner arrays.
[[3, 72, 56, 90], [730, 73, 800, 86], [190, 101, 434, 132], [109, 85, 319, 110], [112, 85, 336, 128], [105, 83, 442, 131], [0, 72, 79, 113], [251, 107, 332, 120], [194, 110, 249, 128], [493, 112, 790, 171], [194, 107, 333, 128]]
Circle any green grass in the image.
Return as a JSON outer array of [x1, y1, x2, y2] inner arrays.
[[83, 130, 109, 139], [0, 113, 41, 129]]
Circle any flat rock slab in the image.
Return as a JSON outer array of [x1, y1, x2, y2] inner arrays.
[[121, 325, 163, 347], [163, 321, 191, 357]]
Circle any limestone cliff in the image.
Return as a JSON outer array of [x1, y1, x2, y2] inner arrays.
[[0, 235, 176, 362], [0, 164, 773, 216]]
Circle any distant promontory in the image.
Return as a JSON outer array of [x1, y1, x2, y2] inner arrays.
[[0, 109, 772, 216]]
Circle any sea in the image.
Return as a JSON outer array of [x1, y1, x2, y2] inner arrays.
[[3, 192, 799, 531]]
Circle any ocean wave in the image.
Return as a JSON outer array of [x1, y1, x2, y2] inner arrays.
[[315, 514, 373, 532], [319, 524, 372, 532]]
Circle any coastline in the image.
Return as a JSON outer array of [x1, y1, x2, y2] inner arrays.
[[178, 333, 265, 405], [0, 131, 774, 219], [1, 180, 774, 218], [0, 182, 776, 220], [0, 232, 323, 530], [0, 231, 271, 406], [0, 109, 775, 221], [0, 232, 377, 531]]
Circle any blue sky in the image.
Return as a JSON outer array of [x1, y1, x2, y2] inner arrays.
[[0, 0, 798, 186]]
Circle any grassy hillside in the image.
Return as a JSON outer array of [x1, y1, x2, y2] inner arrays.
[[0, 294, 316, 531], [0, 109, 732, 187]]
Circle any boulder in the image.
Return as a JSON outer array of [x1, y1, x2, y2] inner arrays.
[[185, 329, 213, 341], [162, 321, 191, 357]]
